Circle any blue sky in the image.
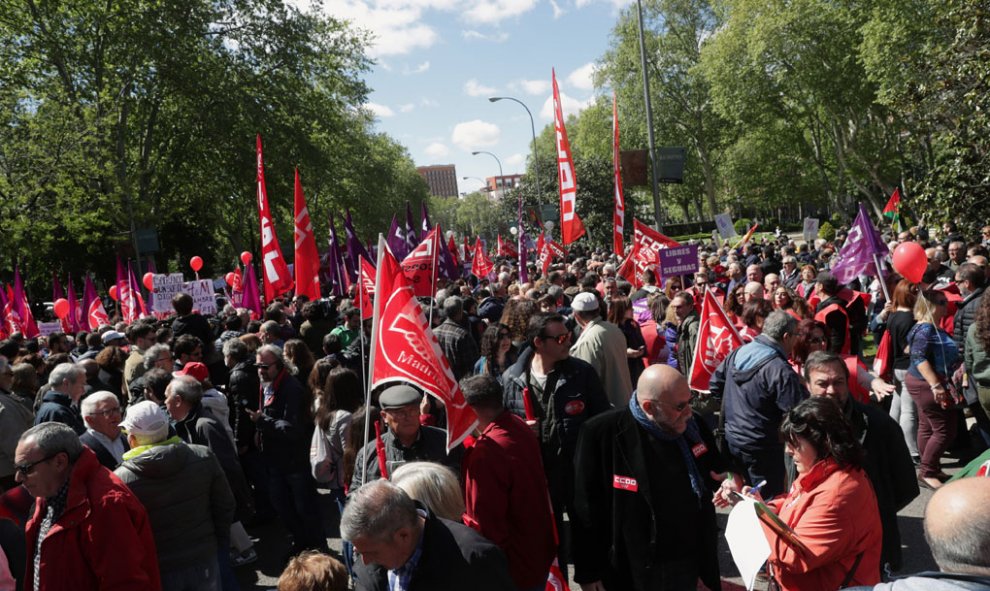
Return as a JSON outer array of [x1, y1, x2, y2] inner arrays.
[[310, 0, 631, 195]]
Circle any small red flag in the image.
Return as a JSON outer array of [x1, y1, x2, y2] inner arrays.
[[471, 238, 494, 279], [689, 289, 743, 392]]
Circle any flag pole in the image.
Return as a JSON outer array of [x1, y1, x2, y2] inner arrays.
[[873, 253, 891, 303], [361, 234, 386, 486], [428, 230, 439, 328], [357, 263, 367, 397]]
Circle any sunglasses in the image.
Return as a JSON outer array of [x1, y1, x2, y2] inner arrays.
[[15, 453, 60, 476], [540, 333, 570, 345], [657, 399, 690, 412], [255, 363, 273, 370]]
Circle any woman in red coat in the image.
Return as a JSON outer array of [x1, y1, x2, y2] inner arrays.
[[751, 397, 882, 590]]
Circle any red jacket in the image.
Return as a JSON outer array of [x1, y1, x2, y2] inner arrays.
[[25, 447, 161, 591], [462, 411, 556, 589], [765, 458, 881, 591]]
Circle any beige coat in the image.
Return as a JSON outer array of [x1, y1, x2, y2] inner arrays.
[[571, 319, 632, 407]]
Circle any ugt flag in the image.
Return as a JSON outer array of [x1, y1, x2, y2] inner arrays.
[[689, 289, 743, 392]]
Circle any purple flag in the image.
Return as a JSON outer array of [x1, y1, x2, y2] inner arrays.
[[67, 275, 81, 332], [52, 274, 65, 304], [241, 263, 263, 319], [127, 261, 146, 318], [344, 211, 371, 281], [404, 202, 418, 253], [320, 213, 347, 297], [420, 201, 432, 239], [830, 204, 889, 285], [435, 225, 459, 280], [387, 215, 409, 261]]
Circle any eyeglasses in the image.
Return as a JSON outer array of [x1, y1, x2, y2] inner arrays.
[[15, 453, 60, 476], [255, 363, 273, 370], [93, 407, 122, 418], [540, 333, 570, 345]]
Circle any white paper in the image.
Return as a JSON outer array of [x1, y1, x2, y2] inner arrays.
[[725, 499, 771, 591]]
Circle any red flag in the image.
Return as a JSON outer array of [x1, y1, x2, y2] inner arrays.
[[358, 258, 375, 320], [255, 135, 294, 302], [447, 235, 460, 267], [293, 168, 321, 301], [374, 419, 389, 479], [401, 227, 441, 297], [471, 238, 494, 278], [13, 268, 39, 338], [83, 275, 110, 330], [612, 92, 625, 257], [371, 244, 478, 451], [733, 223, 760, 249], [536, 232, 545, 256], [1, 286, 20, 337], [546, 559, 571, 591], [882, 187, 901, 218], [627, 219, 680, 283], [496, 235, 518, 258], [538, 239, 567, 275], [552, 69, 586, 245], [689, 289, 743, 392]]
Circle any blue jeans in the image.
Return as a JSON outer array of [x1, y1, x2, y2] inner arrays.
[[268, 468, 327, 553], [161, 556, 219, 591]]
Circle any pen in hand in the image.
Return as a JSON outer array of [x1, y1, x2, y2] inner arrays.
[[747, 479, 768, 498]]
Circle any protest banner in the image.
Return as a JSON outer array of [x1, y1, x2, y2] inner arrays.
[[658, 245, 699, 277]]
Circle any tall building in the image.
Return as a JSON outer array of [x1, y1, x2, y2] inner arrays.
[[486, 174, 525, 200], [417, 164, 458, 198]]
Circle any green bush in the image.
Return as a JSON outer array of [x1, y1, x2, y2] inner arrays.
[[733, 218, 752, 235], [819, 221, 836, 241]]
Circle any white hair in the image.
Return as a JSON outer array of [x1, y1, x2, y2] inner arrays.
[[81, 391, 120, 416]]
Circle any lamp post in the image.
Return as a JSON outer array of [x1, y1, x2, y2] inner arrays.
[[488, 96, 542, 200], [635, 0, 663, 229], [471, 150, 504, 198]]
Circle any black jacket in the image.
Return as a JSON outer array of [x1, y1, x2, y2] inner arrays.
[[79, 431, 129, 470], [34, 391, 85, 435], [227, 360, 260, 450], [256, 370, 311, 473], [572, 408, 726, 591], [954, 288, 985, 354], [353, 508, 514, 591]]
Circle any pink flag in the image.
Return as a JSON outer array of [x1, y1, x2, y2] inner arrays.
[[83, 275, 110, 330], [689, 289, 743, 392], [241, 262, 263, 320], [13, 267, 39, 338], [293, 168, 321, 300], [612, 92, 625, 257], [552, 69, 586, 245], [256, 135, 294, 302]]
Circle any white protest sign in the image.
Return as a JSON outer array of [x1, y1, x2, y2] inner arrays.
[[803, 218, 819, 243], [187, 279, 217, 316], [151, 274, 216, 316], [38, 322, 62, 337], [714, 213, 737, 239], [152, 274, 185, 314]]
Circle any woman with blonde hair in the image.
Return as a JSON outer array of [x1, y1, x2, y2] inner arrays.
[[390, 461, 465, 522]]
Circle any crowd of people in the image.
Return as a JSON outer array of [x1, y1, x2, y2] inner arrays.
[[1, 220, 990, 591]]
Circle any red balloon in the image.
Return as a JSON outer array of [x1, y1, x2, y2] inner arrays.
[[143, 272, 155, 291], [240, 251, 253, 266], [53, 298, 69, 319], [109, 285, 119, 301], [190, 256, 204, 272], [225, 272, 235, 286], [892, 242, 927, 283]]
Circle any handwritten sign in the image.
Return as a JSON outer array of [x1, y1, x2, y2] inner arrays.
[[803, 218, 819, 243], [658, 245, 699, 277], [38, 322, 62, 337], [151, 274, 216, 316]]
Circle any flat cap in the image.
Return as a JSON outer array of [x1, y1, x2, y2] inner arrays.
[[379, 384, 423, 409]]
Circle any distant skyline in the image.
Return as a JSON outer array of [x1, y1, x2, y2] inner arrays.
[[305, 0, 631, 196]]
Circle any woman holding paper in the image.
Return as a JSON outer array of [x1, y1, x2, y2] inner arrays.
[[719, 398, 882, 590]]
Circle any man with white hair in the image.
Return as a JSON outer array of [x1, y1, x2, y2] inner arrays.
[[79, 391, 129, 469], [115, 401, 234, 591], [34, 363, 86, 434]]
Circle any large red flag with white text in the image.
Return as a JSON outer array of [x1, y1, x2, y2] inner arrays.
[[612, 92, 625, 257], [471, 238, 494, 279], [689, 289, 744, 392], [371, 242, 478, 451], [552, 69, 586, 245], [401, 227, 441, 297], [293, 168, 321, 301], [256, 135, 294, 302]]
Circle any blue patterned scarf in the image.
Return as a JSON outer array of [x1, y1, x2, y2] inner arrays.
[[629, 393, 707, 504]]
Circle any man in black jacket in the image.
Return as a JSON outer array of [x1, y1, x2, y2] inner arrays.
[[342, 480, 514, 591], [34, 364, 86, 435], [802, 352, 919, 574], [572, 364, 730, 591], [501, 312, 610, 577], [953, 262, 990, 445], [246, 344, 326, 555]]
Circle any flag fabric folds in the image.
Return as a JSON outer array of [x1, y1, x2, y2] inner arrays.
[[386, 215, 410, 262], [370, 239, 478, 451], [66, 275, 81, 333], [420, 201, 432, 238], [240, 262, 263, 319], [612, 92, 625, 257], [344, 211, 372, 281], [401, 227, 441, 297], [689, 289, 743, 392], [830, 204, 889, 285], [471, 238, 495, 279], [293, 168, 321, 301], [552, 68, 586, 246], [82, 275, 110, 330], [883, 188, 902, 231], [255, 135, 294, 302], [404, 203, 419, 255], [13, 267, 39, 338]]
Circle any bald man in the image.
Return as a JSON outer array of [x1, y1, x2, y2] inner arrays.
[[846, 478, 990, 589], [572, 365, 734, 591]]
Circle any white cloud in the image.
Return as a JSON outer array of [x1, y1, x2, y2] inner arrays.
[[505, 153, 526, 168], [328, 1, 441, 58], [451, 120, 501, 150], [421, 97, 439, 107], [404, 61, 431, 74], [568, 62, 597, 91], [425, 142, 450, 158], [461, 29, 510, 42], [464, 0, 540, 25], [399, 103, 415, 113], [363, 102, 395, 118], [550, 0, 565, 18], [540, 92, 592, 121], [512, 79, 550, 95], [464, 78, 497, 97]]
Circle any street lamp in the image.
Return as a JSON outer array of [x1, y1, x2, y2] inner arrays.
[[471, 151, 504, 197], [635, 0, 663, 228], [488, 96, 542, 200]]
